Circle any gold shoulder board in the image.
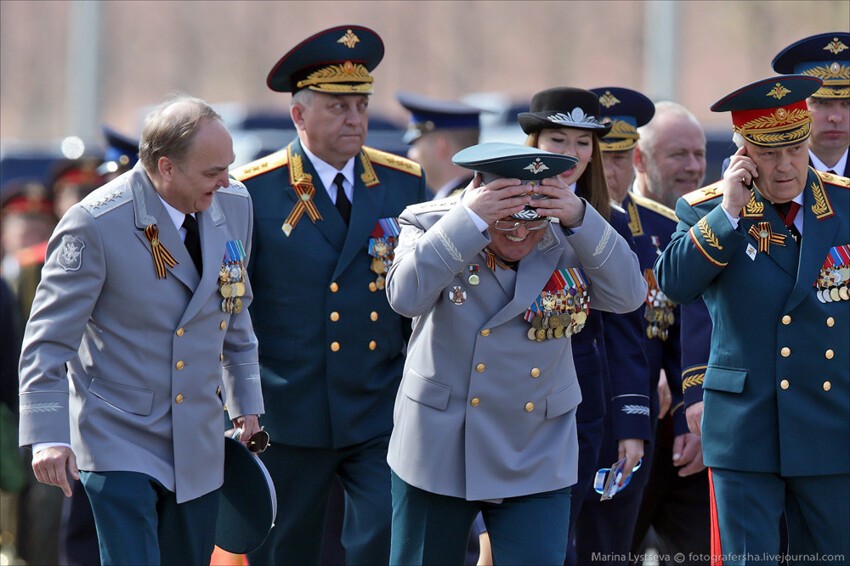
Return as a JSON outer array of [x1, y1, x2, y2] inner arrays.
[[231, 148, 289, 182], [815, 169, 850, 188], [683, 182, 725, 206], [363, 147, 422, 177], [631, 192, 678, 222]]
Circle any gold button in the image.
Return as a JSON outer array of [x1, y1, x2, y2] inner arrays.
[[826, 317, 835, 327], [781, 315, 791, 325], [823, 381, 832, 392], [330, 312, 340, 322], [175, 360, 185, 371], [780, 347, 791, 357], [175, 393, 184, 404], [220, 321, 227, 330], [219, 353, 224, 362], [475, 363, 486, 373], [369, 340, 377, 350], [780, 379, 790, 390], [480, 329, 491, 337], [470, 398, 480, 407], [370, 311, 378, 321], [530, 368, 541, 378], [176, 327, 185, 337], [330, 282, 339, 292], [825, 349, 834, 360], [369, 282, 377, 292], [525, 402, 535, 413], [330, 342, 340, 352]]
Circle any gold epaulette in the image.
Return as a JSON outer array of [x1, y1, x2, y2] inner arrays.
[[683, 182, 725, 206], [815, 169, 850, 188], [630, 192, 678, 222], [363, 147, 422, 177], [230, 148, 289, 182]]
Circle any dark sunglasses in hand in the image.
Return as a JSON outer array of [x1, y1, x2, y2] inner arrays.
[[232, 426, 271, 454]]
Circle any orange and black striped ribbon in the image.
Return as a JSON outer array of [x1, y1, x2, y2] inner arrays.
[[283, 182, 323, 236], [144, 224, 178, 279], [747, 221, 785, 254], [483, 247, 517, 271]]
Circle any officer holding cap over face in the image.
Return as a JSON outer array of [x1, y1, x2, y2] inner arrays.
[[385, 142, 646, 565], [656, 75, 850, 564]]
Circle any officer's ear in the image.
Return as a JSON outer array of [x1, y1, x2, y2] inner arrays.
[[633, 145, 647, 173], [291, 103, 307, 132], [157, 156, 176, 179]]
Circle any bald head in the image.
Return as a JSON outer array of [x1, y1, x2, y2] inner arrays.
[[635, 101, 707, 209], [139, 95, 224, 173]]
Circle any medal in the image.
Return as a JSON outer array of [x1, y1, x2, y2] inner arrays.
[[220, 240, 247, 313], [468, 264, 480, 286], [369, 218, 401, 288], [449, 285, 467, 305]]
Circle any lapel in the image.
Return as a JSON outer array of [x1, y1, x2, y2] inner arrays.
[[485, 227, 562, 329], [288, 139, 348, 250], [784, 171, 839, 312], [130, 164, 200, 291], [739, 187, 798, 278], [178, 199, 229, 326], [333, 149, 386, 280]]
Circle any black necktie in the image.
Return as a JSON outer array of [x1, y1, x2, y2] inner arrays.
[[183, 214, 203, 273], [827, 169, 836, 175], [334, 173, 351, 225]]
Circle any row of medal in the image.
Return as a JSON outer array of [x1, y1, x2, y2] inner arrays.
[[815, 245, 850, 304], [219, 240, 247, 314], [644, 269, 676, 341], [524, 268, 590, 342], [368, 218, 401, 291]]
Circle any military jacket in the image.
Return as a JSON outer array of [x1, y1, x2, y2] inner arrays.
[[655, 168, 850, 475]]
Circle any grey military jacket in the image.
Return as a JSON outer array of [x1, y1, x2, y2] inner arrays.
[[18, 163, 263, 503], [385, 197, 646, 501]]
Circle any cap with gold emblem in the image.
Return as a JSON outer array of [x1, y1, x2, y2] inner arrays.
[[772, 32, 849, 99], [452, 142, 577, 220], [267, 25, 384, 94], [710, 75, 823, 147], [589, 87, 655, 152]]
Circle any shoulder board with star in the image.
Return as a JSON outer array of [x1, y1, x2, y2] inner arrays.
[[80, 183, 132, 218], [682, 182, 725, 206], [407, 194, 461, 214], [217, 178, 250, 198], [362, 146, 422, 177], [815, 169, 850, 188], [230, 148, 289, 182], [630, 192, 678, 222]]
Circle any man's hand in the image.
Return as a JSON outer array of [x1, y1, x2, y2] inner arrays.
[[720, 145, 758, 218], [231, 414, 261, 448], [657, 370, 672, 419], [686, 401, 704, 436], [672, 433, 706, 477], [32, 445, 78, 497], [462, 174, 529, 225], [617, 438, 645, 486], [529, 177, 586, 228]]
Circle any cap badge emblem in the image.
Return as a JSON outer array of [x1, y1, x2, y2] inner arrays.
[[337, 29, 360, 49], [767, 83, 791, 100], [598, 91, 621, 109], [524, 158, 550, 175], [823, 37, 849, 55]]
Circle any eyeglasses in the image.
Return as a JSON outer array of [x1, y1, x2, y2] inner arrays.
[[593, 458, 642, 500], [232, 427, 271, 454], [492, 218, 551, 232]]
